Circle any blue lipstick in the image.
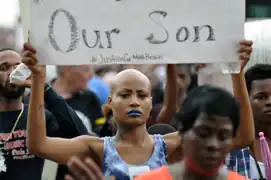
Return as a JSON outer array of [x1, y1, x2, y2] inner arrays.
[[127, 110, 142, 117]]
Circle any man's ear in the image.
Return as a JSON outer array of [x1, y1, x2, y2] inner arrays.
[[150, 96, 153, 109], [108, 96, 112, 109]]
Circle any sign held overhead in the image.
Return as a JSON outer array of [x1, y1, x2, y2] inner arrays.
[[29, 0, 245, 65]]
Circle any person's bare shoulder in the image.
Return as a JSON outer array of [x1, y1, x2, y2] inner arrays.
[[163, 132, 181, 156]]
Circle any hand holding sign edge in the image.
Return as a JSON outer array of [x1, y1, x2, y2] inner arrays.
[[21, 43, 46, 78]]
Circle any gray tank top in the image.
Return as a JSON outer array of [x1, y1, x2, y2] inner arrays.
[[102, 135, 168, 180]]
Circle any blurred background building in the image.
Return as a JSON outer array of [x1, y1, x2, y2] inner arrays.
[[246, 0, 271, 19]]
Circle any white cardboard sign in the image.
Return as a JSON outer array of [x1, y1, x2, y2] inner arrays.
[[29, 0, 245, 65]]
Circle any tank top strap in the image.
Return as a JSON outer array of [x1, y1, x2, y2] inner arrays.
[[149, 134, 168, 164], [103, 136, 115, 154], [102, 136, 124, 174]]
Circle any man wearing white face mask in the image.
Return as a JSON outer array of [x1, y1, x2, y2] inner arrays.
[[0, 48, 88, 180]]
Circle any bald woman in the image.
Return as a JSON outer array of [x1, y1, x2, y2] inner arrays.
[[23, 41, 254, 180]]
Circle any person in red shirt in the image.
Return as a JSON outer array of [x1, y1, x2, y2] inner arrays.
[[135, 85, 249, 180], [134, 165, 248, 180]]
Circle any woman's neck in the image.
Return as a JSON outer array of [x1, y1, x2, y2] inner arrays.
[[169, 162, 219, 180], [114, 124, 150, 145], [183, 170, 218, 180]]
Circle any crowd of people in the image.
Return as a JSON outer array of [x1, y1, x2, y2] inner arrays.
[[0, 8, 271, 180]]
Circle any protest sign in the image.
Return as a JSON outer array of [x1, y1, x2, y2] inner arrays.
[[29, 0, 245, 65], [19, 0, 31, 42]]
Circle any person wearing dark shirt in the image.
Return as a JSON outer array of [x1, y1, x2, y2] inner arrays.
[[24, 66, 104, 134], [23, 84, 92, 180], [0, 48, 88, 180], [0, 48, 58, 180], [44, 84, 91, 180], [0, 105, 59, 180], [51, 65, 104, 134]]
